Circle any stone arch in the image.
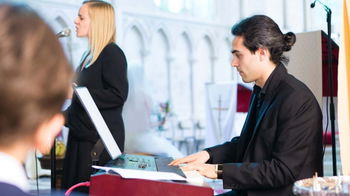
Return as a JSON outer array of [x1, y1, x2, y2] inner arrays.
[[123, 20, 149, 53], [202, 33, 216, 57], [123, 22, 149, 66], [151, 23, 173, 53], [181, 31, 194, 57], [146, 27, 172, 103]]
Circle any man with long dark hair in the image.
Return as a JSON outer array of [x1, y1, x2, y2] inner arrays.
[[170, 15, 323, 196]]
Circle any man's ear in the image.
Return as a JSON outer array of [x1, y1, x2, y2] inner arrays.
[[34, 114, 64, 154], [257, 48, 270, 62]]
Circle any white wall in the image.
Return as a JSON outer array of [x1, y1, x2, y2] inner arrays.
[[15, 0, 340, 147]]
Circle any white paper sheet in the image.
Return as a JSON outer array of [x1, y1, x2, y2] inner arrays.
[[92, 165, 187, 182]]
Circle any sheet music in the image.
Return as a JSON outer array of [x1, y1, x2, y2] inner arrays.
[[92, 165, 187, 182]]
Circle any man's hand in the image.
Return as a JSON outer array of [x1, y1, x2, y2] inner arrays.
[[169, 151, 210, 166], [182, 163, 217, 179]]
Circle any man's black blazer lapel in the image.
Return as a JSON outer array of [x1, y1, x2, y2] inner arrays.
[[242, 85, 279, 160], [236, 93, 256, 160]]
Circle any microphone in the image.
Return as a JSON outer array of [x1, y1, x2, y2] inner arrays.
[[56, 28, 71, 38], [310, 0, 331, 14], [310, 0, 316, 8]]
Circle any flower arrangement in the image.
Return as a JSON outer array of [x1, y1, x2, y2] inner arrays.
[[152, 100, 172, 131]]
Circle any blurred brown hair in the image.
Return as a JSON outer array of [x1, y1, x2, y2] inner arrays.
[[0, 4, 73, 146]]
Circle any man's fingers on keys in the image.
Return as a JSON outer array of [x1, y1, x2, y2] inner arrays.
[[169, 159, 184, 166], [168, 160, 175, 165], [169, 159, 181, 166], [181, 163, 200, 172], [170, 157, 192, 165]]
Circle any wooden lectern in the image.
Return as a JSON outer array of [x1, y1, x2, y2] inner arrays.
[[89, 173, 213, 196]]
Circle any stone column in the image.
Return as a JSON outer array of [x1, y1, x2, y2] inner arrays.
[[210, 55, 218, 82]]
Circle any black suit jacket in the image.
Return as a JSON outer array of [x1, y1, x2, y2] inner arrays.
[[206, 65, 323, 196], [62, 43, 128, 190]]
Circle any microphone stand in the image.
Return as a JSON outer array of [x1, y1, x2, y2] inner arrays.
[[50, 30, 70, 191], [325, 7, 337, 177], [50, 139, 56, 190], [313, 1, 336, 176], [51, 32, 69, 191]]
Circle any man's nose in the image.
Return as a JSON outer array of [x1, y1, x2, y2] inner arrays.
[[231, 58, 238, 67]]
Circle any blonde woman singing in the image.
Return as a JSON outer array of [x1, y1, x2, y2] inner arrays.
[[62, 0, 128, 192]]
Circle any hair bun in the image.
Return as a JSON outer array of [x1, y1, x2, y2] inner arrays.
[[283, 32, 296, 52]]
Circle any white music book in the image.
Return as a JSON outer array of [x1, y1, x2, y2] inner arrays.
[[74, 87, 122, 160]]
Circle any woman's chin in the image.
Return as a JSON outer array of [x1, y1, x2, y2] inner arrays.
[[76, 33, 87, 38]]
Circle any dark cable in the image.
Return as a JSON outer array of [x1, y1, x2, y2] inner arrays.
[[322, 94, 330, 161], [35, 150, 39, 196]]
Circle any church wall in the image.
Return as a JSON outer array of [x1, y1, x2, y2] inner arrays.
[[13, 0, 339, 148]]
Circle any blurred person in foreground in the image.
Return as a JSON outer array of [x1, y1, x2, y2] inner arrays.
[[0, 3, 73, 196], [170, 15, 323, 196]]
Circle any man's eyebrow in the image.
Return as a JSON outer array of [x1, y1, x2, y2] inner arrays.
[[231, 49, 239, 54]]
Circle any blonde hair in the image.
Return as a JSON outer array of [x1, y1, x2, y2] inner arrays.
[[84, 1, 116, 64]]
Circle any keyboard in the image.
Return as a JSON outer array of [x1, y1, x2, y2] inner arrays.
[[106, 154, 186, 178]]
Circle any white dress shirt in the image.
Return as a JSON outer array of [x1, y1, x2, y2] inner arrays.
[[0, 152, 29, 192]]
